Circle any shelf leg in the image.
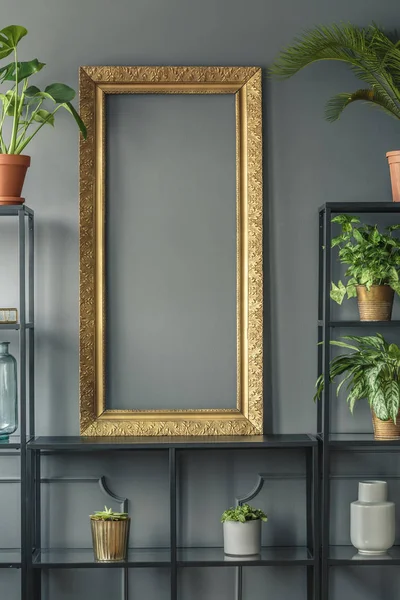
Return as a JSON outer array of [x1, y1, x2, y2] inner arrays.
[[169, 448, 177, 600]]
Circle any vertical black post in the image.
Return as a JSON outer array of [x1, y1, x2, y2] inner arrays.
[[169, 448, 177, 600], [28, 213, 34, 439], [19, 209, 27, 600], [321, 207, 331, 600], [306, 448, 313, 600], [33, 449, 41, 600], [313, 444, 320, 600], [317, 210, 324, 435]]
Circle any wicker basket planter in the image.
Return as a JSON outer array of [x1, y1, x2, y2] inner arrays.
[[372, 411, 400, 441], [356, 285, 394, 322]]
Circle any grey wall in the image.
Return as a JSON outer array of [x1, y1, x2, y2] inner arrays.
[[106, 94, 237, 410], [0, 0, 399, 598]]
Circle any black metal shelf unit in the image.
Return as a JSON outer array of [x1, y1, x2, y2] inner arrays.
[[0, 206, 34, 597], [318, 202, 400, 599], [26, 434, 319, 600]]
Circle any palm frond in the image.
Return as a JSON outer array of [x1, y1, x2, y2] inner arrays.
[[325, 88, 400, 122], [270, 22, 400, 121]]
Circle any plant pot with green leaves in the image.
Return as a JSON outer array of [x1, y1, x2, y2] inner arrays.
[[221, 504, 268, 556], [0, 25, 86, 204], [329, 215, 400, 321], [90, 506, 130, 562], [270, 23, 400, 202], [315, 334, 400, 440]]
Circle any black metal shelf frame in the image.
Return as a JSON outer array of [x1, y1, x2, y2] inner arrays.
[[318, 202, 400, 600], [0, 206, 34, 598], [26, 435, 319, 600]]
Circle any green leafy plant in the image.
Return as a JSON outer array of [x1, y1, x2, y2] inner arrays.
[[221, 504, 268, 524], [0, 24, 86, 154], [90, 506, 129, 521], [329, 214, 400, 304], [314, 334, 400, 422], [270, 22, 400, 123]]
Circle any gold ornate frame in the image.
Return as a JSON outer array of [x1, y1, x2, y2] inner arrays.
[[79, 66, 263, 436]]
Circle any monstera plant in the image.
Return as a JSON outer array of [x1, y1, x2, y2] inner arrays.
[[0, 25, 86, 204], [270, 22, 400, 201]]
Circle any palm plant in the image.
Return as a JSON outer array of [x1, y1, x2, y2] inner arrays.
[[314, 334, 400, 422], [270, 23, 400, 123]]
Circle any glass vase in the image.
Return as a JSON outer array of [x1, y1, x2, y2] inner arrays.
[[0, 342, 17, 440]]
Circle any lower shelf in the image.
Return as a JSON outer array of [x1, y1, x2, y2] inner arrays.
[[329, 546, 400, 565], [31, 547, 313, 569], [177, 547, 314, 566], [0, 549, 21, 568], [32, 548, 170, 568]]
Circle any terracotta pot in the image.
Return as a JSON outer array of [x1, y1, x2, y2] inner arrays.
[[386, 151, 400, 202], [0, 155, 31, 205], [372, 410, 400, 440], [356, 285, 394, 321]]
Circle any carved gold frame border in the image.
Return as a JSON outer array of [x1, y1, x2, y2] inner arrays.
[[79, 66, 263, 436]]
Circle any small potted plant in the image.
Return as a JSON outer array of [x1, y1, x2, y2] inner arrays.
[[90, 506, 130, 562], [221, 503, 267, 556], [329, 215, 400, 321], [315, 334, 400, 440], [0, 25, 86, 204]]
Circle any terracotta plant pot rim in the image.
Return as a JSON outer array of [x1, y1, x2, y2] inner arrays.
[[0, 154, 30, 166]]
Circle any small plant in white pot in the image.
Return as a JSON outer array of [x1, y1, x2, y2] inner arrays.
[[221, 504, 267, 556]]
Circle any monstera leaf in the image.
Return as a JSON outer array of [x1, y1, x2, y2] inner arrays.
[[0, 25, 27, 59], [0, 59, 45, 83], [25, 83, 87, 138]]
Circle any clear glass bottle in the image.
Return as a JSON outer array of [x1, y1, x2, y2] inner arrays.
[[0, 342, 17, 440]]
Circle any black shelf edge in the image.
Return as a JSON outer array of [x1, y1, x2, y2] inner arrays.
[[318, 433, 400, 447], [328, 546, 400, 565], [0, 549, 21, 568], [318, 320, 400, 328], [0, 205, 33, 216], [0, 322, 34, 331], [30, 547, 314, 569], [27, 434, 317, 451], [0, 436, 32, 450], [177, 546, 314, 567], [32, 548, 171, 569], [319, 202, 400, 214]]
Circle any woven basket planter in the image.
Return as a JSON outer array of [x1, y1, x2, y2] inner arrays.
[[372, 411, 400, 441], [356, 285, 394, 322]]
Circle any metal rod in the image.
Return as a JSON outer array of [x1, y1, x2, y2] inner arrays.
[[18, 209, 28, 600], [317, 211, 324, 435], [33, 449, 41, 600], [28, 214, 34, 438], [169, 448, 177, 600], [306, 448, 313, 600], [321, 207, 331, 600], [313, 444, 320, 600]]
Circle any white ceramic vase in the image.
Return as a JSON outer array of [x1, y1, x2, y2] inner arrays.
[[350, 481, 395, 555], [223, 520, 261, 556]]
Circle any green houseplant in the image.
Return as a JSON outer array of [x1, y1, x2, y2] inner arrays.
[[330, 214, 400, 321], [270, 22, 400, 201], [90, 506, 130, 562], [315, 334, 400, 440], [221, 504, 267, 556], [0, 25, 86, 204]]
